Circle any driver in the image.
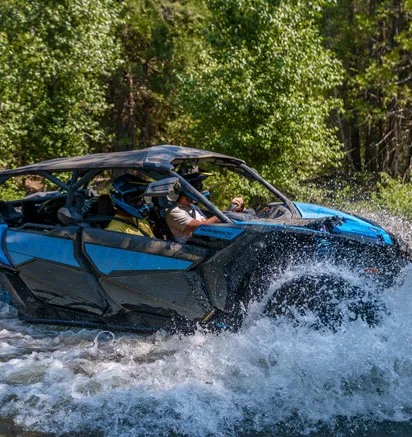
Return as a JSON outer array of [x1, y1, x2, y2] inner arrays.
[[165, 186, 220, 244], [165, 167, 245, 243], [180, 165, 245, 212], [106, 174, 154, 238]]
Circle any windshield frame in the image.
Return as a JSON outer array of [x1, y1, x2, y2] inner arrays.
[[168, 160, 299, 221]]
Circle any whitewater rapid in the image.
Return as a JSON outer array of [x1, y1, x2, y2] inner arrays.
[[0, 259, 412, 436], [0, 210, 411, 436]]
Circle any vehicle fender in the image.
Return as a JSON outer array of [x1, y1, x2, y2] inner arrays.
[[294, 202, 392, 244]]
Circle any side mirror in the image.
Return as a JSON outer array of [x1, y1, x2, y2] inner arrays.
[[144, 177, 181, 202]]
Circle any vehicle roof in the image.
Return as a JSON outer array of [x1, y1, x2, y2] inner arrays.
[[0, 145, 245, 177]]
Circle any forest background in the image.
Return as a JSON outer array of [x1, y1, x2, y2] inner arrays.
[[1, 0, 412, 217]]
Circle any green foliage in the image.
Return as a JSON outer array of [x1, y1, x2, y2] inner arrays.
[[106, 0, 209, 150], [323, 0, 412, 177], [296, 171, 378, 208], [177, 0, 344, 193], [350, 2, 412, 174], [0, 180, 25, 202], [204, 167, 271, 210], [295, 170, 412, 221], [1, 0, 411, 223], [0, 174, 66, 201], [0, 0, 121, 168], [372, 173, 412, 219]]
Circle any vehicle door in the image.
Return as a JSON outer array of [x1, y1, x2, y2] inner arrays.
[[81, 227, 213, 320], [4, 224, 109, 314]]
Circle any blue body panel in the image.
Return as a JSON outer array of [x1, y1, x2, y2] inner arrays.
[[6, 231, 80, 267], [193, 226, 244, 240], [234, 221, 323, 234], [85, 243, 193, 275], [294, 202, 392, 245], [0, 224, 11, 267]]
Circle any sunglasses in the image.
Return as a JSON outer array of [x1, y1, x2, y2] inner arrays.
[[124, 192, 145, 207]]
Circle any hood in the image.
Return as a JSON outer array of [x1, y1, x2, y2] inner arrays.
[[294, 202, 393, 245]]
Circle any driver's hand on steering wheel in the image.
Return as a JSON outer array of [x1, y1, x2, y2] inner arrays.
[[230, 197, 245, 212]]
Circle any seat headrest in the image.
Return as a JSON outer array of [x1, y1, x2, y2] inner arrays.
[[57, 207, 83, 225], [97, 194, 115, 216]]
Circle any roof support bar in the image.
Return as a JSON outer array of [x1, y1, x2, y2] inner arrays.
[[66, 169, 101, 207], [71, 169, 101, 192], [0, 175, 11, 185], [238, 163, 299, 216], [170, 171, 232, 224], [37, 171, 69, 192]]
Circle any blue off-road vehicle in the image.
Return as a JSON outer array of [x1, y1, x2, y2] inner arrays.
[[0, 146, 408, 332]]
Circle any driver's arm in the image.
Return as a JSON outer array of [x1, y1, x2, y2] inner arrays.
[[184, 215, 220, 235]]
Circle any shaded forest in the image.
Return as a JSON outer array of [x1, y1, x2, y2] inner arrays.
[[1, 0, 411, 210]]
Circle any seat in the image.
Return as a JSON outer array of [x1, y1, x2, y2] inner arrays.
[[0, 201, 22, 225], [22, 201, 42, 224], [149, 196, 174, 241], [39, 195, 67, 224], [82, 194, 115, 228]]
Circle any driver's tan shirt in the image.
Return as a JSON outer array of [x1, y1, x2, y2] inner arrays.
[[166, 203, 205, 244]]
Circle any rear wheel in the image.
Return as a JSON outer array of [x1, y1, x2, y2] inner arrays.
[[264, 274, 385, 329]]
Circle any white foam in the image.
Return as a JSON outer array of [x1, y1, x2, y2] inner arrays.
[[0, 265, 412, 434]]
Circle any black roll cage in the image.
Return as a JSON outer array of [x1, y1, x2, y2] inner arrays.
[[0, 158, 299, 221]]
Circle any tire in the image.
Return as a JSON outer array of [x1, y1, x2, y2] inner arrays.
[[263, 273, 385, 330]]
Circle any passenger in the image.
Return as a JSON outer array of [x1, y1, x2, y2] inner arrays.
[[227, 197, 245, 213], [106, 174, 154, 238], [165, 168, 245, 243]]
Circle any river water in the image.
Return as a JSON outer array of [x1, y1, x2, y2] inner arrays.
[[0, 212, 412, 436]]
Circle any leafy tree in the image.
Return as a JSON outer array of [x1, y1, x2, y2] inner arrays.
[[177, 0, 344, 192], [0, 0, 121, 168], [323, 0, 412, 179], [106, 0, 209, 152]]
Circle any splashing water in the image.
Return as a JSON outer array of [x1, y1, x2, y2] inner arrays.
[[0, 218, 412, 436]]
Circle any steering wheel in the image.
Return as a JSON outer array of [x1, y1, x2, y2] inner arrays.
[[223, 202, 290, 222], [256, 203, 289, 219]]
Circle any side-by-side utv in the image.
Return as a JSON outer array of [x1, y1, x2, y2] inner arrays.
[[0, 146, 408, 332]]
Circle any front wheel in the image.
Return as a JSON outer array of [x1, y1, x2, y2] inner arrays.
[[263, 274, 385, 330]]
